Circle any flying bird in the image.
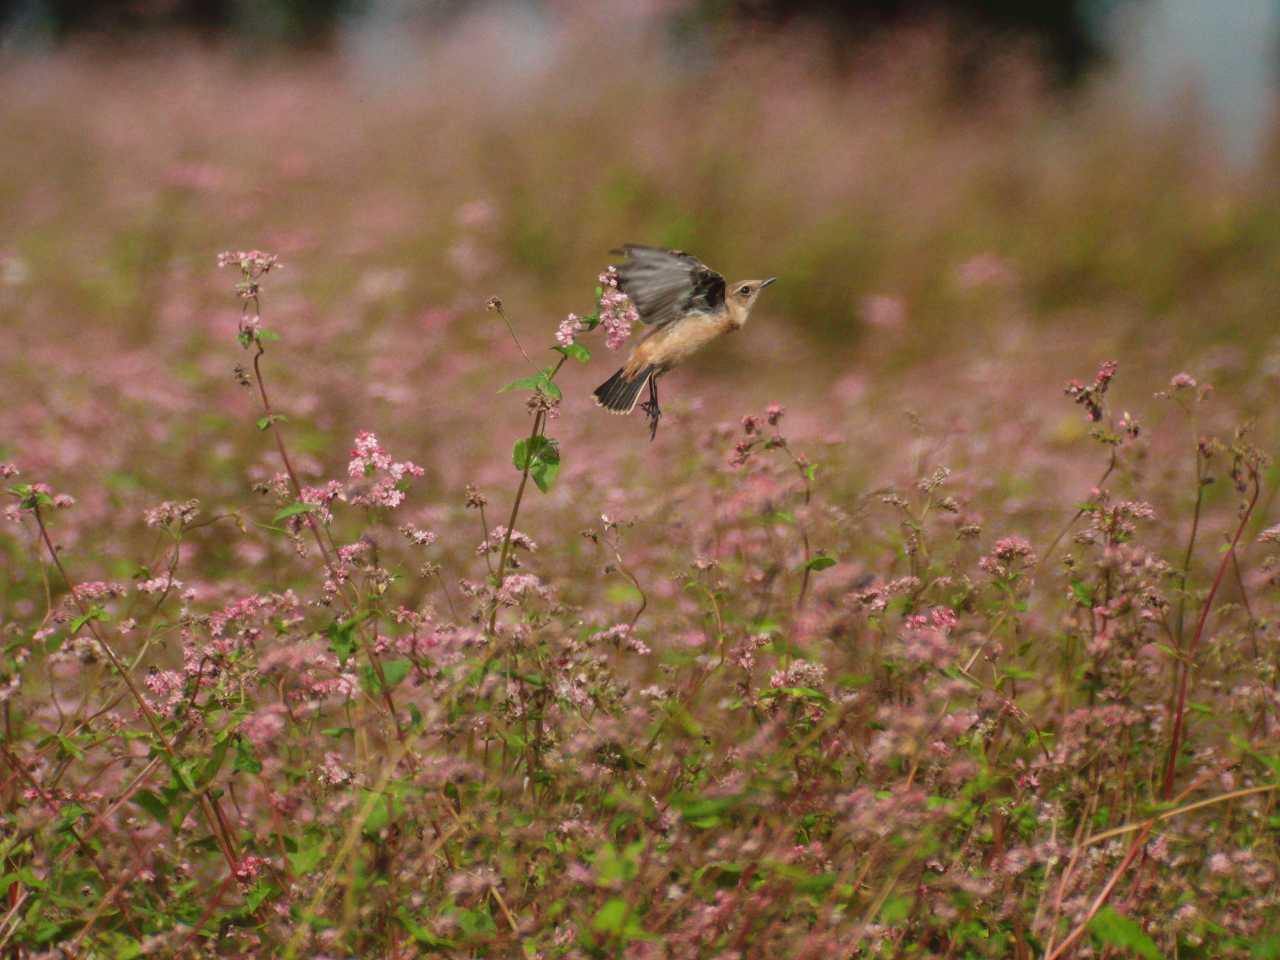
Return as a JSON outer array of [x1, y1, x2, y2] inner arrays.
[[593, 245, 775, 440]]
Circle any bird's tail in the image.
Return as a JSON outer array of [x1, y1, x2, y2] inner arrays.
[[593, 366, 655, 414]]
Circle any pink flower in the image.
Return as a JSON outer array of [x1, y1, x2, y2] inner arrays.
[[217, 250, 280, 275], [556, 313, 581, 347], [860, 294, 906, 330], [346, 432, 424, 510], [598, 268, 638, 350], [318, 752, 352, 786], [240, 706, 286, 748], [233, 854, 270, 883], [348, 431, 392, 478]]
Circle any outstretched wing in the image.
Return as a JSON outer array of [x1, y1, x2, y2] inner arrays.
[[610, 245, 726, 328]]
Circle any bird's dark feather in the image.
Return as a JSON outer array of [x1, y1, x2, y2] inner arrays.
[[610, 244, 726, 328]]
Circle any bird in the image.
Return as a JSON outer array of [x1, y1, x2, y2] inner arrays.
[[593, 245, 776, 440]]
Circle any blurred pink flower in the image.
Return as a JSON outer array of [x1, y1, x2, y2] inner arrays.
[[860, 294, 906, 330]]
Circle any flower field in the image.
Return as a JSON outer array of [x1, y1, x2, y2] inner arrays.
[[2, 14, 1280, 957]]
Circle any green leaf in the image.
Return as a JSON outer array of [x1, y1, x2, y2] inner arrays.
[[243, 880, 276, 912], [1088, 906, 1162, 959], [326, 614, 367, 666], [1251, 936, 1280, 959], [592, 841, 644, 886], [288, 841, 328, 875], [878, 895, 912, 925], [256, 414, 287, 431], [513, 436, 561, 493], [499, 365, 562, 399], [233, 736, 263, 775], [554, 342, 591, 363], [381, 658, 412, 689], [499, 374, 545, 394], [69, 606, 107, 635], [57, 803, 88, 831], [257, 329, 281, 343], [593, 897, 629, 934], [804, 554, 837, 572], [169, 757, 199, 794], [397, 909, 457, 949], [273, 501, 320, 522], [11, 483, 54, 510], [132, 789, 169, 824], [196, 735, 232, 789], [1070, 580, 1095, 607]]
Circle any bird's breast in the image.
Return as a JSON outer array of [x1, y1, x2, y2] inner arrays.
[[636, 313, 733, 370]]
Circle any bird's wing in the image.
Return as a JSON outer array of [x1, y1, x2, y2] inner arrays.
[[610, 245, 726, 328]]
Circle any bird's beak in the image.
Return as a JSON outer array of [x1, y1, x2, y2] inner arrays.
[[761, 277, 777, 288]]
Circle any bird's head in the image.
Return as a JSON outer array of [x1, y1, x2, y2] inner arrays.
[[726, 276, 776, 315]]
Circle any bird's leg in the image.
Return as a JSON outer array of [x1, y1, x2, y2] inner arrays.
[[640, 375, 662, 441]]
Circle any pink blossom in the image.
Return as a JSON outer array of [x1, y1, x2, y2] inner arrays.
[[556, 313, 582, 347], [240, 706, 286, 748], [598, 267, 638, 350], [860, 294, 906, 329]]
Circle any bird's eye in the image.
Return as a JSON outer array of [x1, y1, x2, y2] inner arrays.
[[738, 285, 751, 295]]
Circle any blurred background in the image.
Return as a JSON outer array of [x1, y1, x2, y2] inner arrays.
[[3, 0, 1280, 565]]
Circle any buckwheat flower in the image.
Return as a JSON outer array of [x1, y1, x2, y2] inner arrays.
[[861, 294, 906, 329], [1259, 524, 1280, 544], [233, 855, 270, 883], [240, 706, 286, 748], [144, 669, 185, 713], [348, 431, 392, 477], [446, 867, 500, 899], [399, 524, 436, 547], [298, 481, 345, 525], [497, 573, 547, 605], [770, 659, 827, 690], [477, 526, 537, 555], [0, 463, 17, 479], [556, 313, 582, 347], [765, 402, 785, 426], [598, 267, 638, 350], [1170, 372, 1198, 390], [741, 415, 760, 435], [1208, 852, 1232, 876], [352, 476, 407, 509], [998, 847, 1033, 876], [455, 199, 496, 228], [980, 536, 1037, 578], [144, 499, 201, 529], [52, 493, 75, 509], [464, 484, 488, 509], [136, 575, 183, 595], [953, 253, 1017, 290], [318, 752, 352, 786], [217, 249, 280, 275], [917, 466, 951, 493], [74, 581, 124, 602]]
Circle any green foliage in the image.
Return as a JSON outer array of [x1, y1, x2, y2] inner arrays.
[[513, 435, 561, 493], [1089, 906, 1163, 959]]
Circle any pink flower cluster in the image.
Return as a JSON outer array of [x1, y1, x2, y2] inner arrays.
[[598, 267, 637, 350], [1064, 359, 1118, 422], [980, 536, 1037, 578], [900, 606, 959, 666], [216, 249, 280, 276], [556, 313, 582, 347], [347, 431, 424, 509]]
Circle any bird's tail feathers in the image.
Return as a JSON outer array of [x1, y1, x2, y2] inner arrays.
[[593, 366, 655, 415]]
